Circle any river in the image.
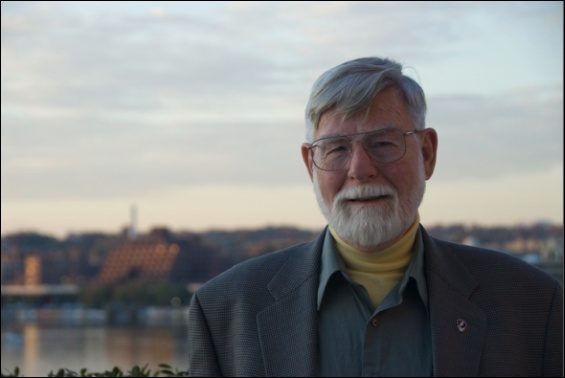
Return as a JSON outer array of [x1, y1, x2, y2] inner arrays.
[[1, 323, 189, 377]]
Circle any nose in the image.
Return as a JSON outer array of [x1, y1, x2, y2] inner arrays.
[[347, 144, 379, 182]]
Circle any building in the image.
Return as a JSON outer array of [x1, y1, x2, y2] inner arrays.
[[97, 228, 226, 286]]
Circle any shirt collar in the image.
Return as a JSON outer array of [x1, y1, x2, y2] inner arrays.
[[317, 229, 343, 309]]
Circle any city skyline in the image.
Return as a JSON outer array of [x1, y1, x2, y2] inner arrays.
[[2, 1, 563, 238]]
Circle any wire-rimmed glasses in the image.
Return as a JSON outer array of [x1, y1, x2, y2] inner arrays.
[[307, 128, 423, 171]]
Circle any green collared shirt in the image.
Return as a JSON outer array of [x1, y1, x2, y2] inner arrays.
[[317, 227, 433, 377]]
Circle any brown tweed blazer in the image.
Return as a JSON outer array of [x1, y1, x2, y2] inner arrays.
[[188, 226, 563, 377]]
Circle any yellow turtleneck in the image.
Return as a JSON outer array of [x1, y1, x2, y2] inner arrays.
[[330, 215, 420, 308]]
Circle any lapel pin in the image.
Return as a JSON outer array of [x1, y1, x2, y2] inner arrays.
[[456, 318, 468, 333]]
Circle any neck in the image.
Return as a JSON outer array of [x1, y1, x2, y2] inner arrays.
[[330, 215, 420, 307]]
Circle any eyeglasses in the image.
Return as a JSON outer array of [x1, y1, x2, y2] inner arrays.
[[308, 128, 423, 171]]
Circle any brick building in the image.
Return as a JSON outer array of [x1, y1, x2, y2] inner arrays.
[[97, 228, 226, 285]]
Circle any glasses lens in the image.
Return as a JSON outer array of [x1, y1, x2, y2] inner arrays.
[[313, 137, 350, 170], [364, 129, 405, 163]]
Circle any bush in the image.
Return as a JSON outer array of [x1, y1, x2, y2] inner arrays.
[[1, 364, 188, 377], [79, 279, 191, 308]]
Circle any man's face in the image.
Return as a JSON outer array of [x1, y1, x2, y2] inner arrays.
[[301, 87, 438, 251]]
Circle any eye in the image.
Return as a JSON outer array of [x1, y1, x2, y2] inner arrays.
[[367, 139, 396, 150], [373, 140, 393, 147], [327, 145, 348, 153], [366, 130, 402, 149], [321, 140, 349, 156]]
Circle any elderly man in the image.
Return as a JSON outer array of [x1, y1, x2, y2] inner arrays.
[[188, 57, 563, 377]]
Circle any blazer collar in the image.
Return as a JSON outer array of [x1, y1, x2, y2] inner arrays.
[[421, 226, 487, 377], [265, 229, 325, 300]]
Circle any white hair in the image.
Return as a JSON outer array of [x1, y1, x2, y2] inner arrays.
[[305, 57, 427, 142], [313, 170, 425, 248]]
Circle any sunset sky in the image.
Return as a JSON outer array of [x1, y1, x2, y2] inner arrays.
[[1, 1, 563, 238]]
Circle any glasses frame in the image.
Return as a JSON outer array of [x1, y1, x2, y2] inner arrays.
[[307, 128, 424, 171]]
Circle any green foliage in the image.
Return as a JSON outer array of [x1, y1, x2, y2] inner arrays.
[[79, 284, 114, 308], [79, 279, 191, 308], [2, 232, 65, 253], [1, 364, 188, 377]]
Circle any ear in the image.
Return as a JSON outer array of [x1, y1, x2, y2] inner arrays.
[[301, 143, 314, 181], [420, 128, 438, 180]]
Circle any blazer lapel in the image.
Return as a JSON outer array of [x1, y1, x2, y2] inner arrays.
[[256, 231, 325, 377], [257, 282, 318, 376], [422, 228, 487, 377], [428, 277, 487, 377]]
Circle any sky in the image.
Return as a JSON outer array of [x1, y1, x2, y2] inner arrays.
[[1, 1, 563, 238]]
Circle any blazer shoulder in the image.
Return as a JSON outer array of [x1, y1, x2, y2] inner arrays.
[[195, 239, 318, 298], [431, 235, 561, 289]]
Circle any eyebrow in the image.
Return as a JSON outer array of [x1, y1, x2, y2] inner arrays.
[[314, 126, 398, 142], [316, 132, 348, 140]]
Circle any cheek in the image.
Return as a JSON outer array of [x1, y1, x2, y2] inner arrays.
[[383, 160, 422, 194], [398, 164, 426, 198], [316, 171, 343, 202]]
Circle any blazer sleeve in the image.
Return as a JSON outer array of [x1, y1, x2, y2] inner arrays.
[[543, 282, 563, 377], [188, 292, 222, 377]]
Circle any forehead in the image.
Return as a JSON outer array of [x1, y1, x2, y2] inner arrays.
[[316, 87, 411, 139]]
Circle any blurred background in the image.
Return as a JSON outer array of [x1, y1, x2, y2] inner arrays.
[[1, 1, 563, 376]]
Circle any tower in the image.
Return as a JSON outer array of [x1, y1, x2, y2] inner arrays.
[[128, 204, 137, 240]]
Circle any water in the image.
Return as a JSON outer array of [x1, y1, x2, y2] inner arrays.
[[1, 324, 189, 377]]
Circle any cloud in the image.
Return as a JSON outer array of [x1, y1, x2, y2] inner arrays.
[[428, 85, 563, 181], [1, 1, 563, 203]]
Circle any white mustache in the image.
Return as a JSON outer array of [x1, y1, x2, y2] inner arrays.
[[334, 184, 396, 204]]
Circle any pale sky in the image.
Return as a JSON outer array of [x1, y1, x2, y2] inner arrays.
[[1, 1, 563, 238]]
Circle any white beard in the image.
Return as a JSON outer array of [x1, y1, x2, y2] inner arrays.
[[313, 171, 424, 248]]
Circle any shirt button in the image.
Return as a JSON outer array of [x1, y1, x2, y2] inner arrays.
[[371, 318, 379, 327]]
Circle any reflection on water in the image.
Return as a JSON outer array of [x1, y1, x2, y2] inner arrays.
[[1, 324, 188, 377]]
